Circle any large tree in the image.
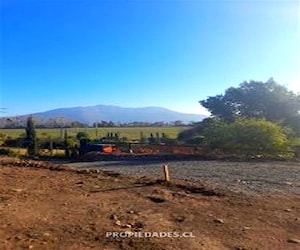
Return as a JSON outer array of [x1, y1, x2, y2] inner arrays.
[[200, 79, 300, 124]]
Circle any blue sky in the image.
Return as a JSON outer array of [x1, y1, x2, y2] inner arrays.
[[1, 0, 299, 117]]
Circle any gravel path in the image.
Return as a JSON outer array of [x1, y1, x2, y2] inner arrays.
[[67, 160, 300, 195]]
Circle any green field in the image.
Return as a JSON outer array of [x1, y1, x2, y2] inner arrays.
[[0, 127, 189, 140]]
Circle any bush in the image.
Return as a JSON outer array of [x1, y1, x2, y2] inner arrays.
[[38, 137, 65, 149], [184, 135, 205, 145], [178, 117, 223, 142], [201, 119, 291, 157], [3, 137, 25, 148], [76, 132, 89, 141], [0, 148, 14, 156], [284, 115, 300, 136]]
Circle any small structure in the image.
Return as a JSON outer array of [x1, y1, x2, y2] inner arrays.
[[79, 141, 116, 155]]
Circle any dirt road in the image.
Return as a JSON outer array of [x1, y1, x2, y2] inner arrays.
[[67, 160, 300, 195]]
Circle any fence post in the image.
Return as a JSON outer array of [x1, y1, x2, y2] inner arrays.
[[163, 164, 170, 182]]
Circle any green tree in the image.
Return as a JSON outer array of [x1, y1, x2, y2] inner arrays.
[[178, 117, 222, 142], [64, 129, 70, 157], [199, 79, 300, 124], [25, 116, 38, 156], [76, 131, 89, 141], [139, 131, 147, 143], [283, 114, 300, 136], [48, 135, 53, 156]]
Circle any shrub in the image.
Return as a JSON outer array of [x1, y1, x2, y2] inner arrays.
[[76, 132, 89, 141], [178, 117, 223, 142], [201, 119, 291, 157], [3, 137, 25, 148], [0, 148, 14, 156]]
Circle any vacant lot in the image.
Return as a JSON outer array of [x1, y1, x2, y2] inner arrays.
[[0, 157, 300, 250]]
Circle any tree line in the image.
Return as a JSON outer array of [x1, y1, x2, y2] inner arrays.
[[179, 78, 300, 158], [0, 117, 189, 129]]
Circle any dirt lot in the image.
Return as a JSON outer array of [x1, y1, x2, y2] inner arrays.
[[0, 157, 300, 250]]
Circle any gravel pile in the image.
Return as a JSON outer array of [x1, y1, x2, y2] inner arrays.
[[67, 160, 300, 195]]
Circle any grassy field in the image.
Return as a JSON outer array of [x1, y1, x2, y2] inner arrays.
[[0, 127, 188, 140]]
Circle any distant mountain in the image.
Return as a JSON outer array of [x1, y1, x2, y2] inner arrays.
[[33, 105, 205, 124], [0, 105, 207, 127]]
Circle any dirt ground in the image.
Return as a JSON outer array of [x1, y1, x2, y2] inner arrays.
[[0, 157, 300, 250]]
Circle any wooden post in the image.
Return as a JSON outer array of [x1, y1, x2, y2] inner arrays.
[[163, 164, 170, 182]]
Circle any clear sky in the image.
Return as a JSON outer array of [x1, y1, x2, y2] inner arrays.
[[1, 0, 299, 117]]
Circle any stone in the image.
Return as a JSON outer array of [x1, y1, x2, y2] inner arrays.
[[115, 220, 122, 226], [134, 221, 144, 229], [175, 216, 185, 222], [235, 247, 247, 250], [214, 218, 224, 224], [12, 188, 23, 192], [287, 238, 300, 244], [147, 196, 166, 203], [110, 214, 118, 220]]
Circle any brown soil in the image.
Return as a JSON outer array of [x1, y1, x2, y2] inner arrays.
[[0, 157, 300, 250]]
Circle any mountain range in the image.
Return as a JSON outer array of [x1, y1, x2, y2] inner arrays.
[[0, 105, 207, 127]]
